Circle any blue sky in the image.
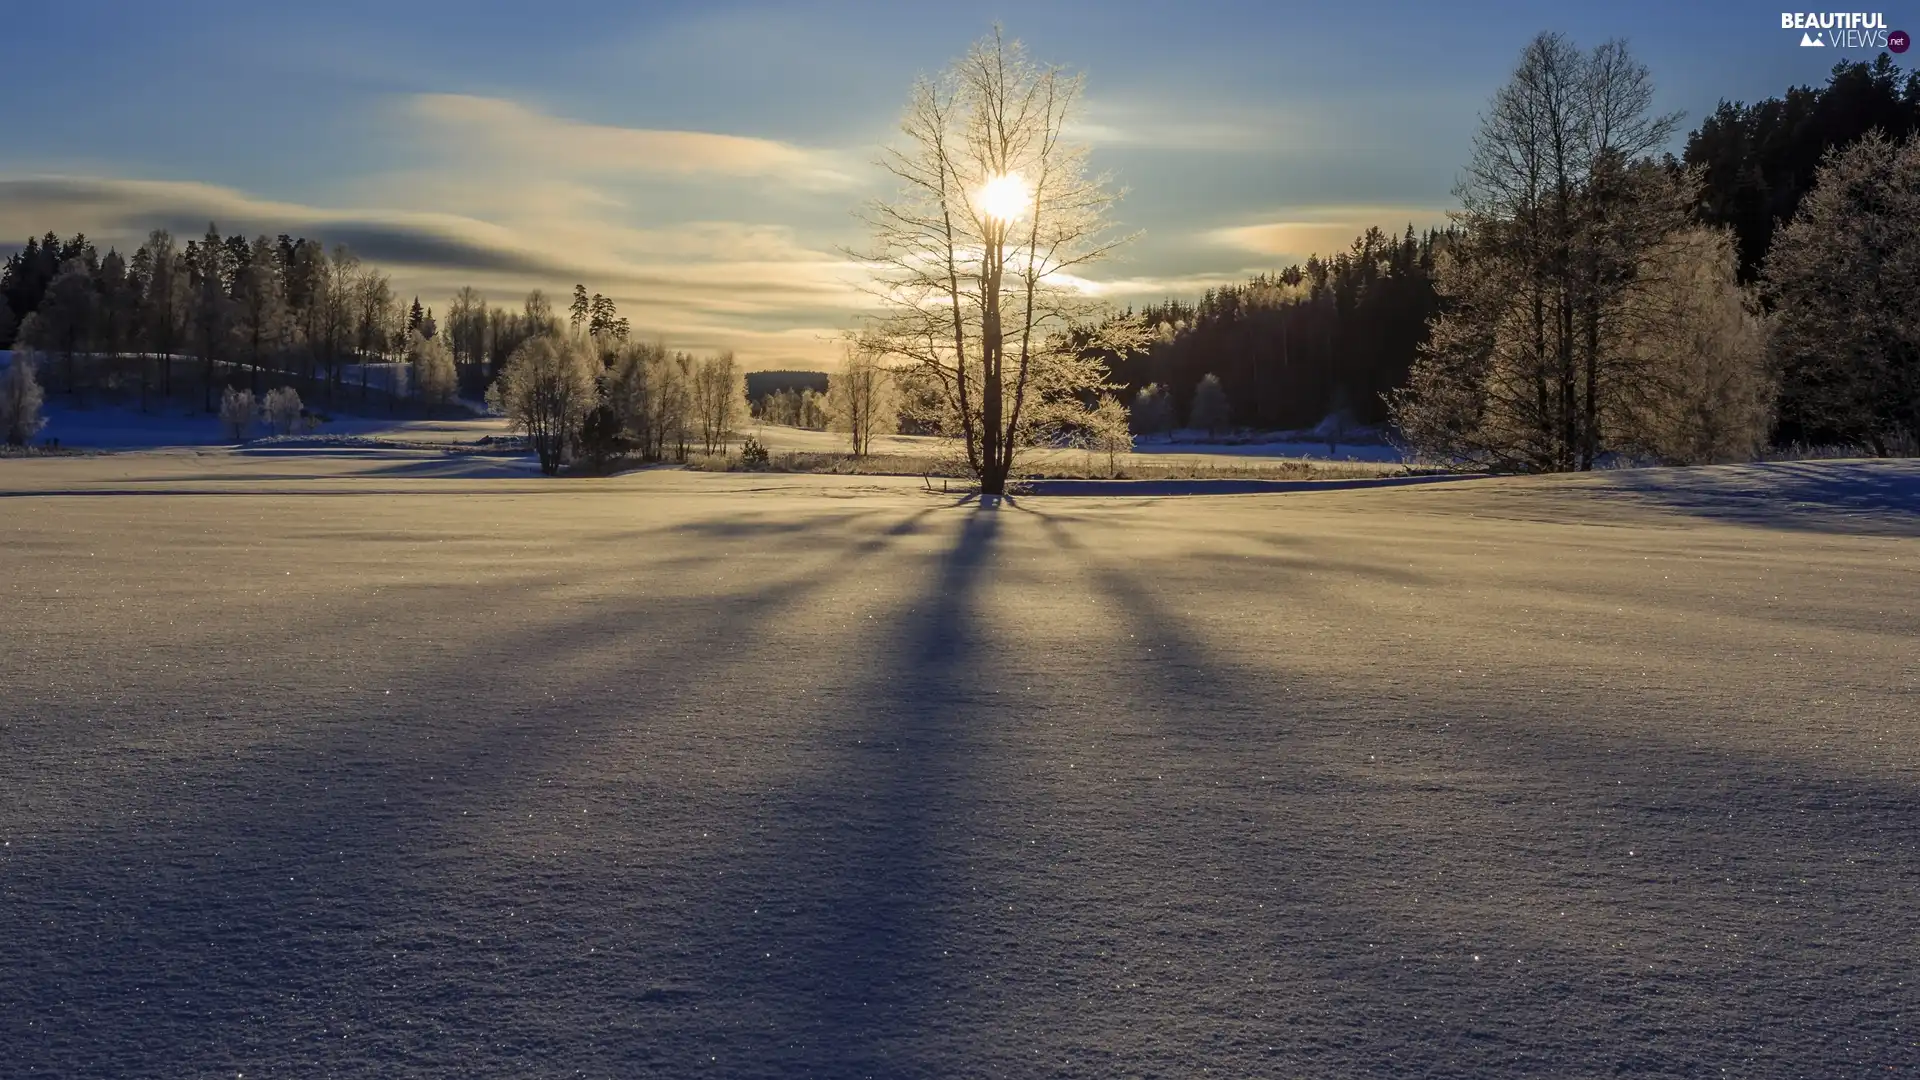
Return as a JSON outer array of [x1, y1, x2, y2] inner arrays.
[[0, 0, 1888, 367]]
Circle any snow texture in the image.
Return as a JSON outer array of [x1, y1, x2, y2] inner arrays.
[[0, 451, 1915, 1078]]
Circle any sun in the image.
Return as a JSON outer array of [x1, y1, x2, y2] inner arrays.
[[976, 173, 1029, 223]]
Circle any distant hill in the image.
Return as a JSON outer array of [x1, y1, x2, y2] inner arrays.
[[746, 370, 829, 404]]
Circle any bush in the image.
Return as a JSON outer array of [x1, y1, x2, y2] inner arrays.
[[0, 353, 47, 447], [219, 386, 258, 443], [263, 387, 303, 435], [738, 435, 771, 468]]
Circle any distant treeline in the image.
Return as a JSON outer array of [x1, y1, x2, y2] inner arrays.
[[3, 58, 1914, 447], [1084, 56, 1920, 447], [745, 370, 829, 403], [1093, 225, 1445, 429], [0, 221, 653, 415]]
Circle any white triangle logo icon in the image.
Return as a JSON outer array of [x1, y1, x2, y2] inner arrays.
[[1801, 31, 1825, 45]]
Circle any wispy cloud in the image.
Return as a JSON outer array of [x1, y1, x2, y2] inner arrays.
[[0, 173, 873, 368], [1207, 205, 1454, 260], [405, 94, 858, 191], [1069, 98, 1322, 153]]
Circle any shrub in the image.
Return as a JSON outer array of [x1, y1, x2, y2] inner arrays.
[[0, 353, 47, 446], [263, 387, 303, 435], [739, 435, 771, 468], [219, 386, 257, 443]]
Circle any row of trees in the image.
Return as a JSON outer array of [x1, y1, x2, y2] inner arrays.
[[1390, 40, 1917, 468], [0, 223, 656, 420], [1091, 227, 1447, 432], [489, 334, 747, 474], [0, 226, 431, 410]]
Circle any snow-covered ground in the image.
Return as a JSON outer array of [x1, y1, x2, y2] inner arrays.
[[1, 452, 1916, 1077], [21, 400, 514, 449]]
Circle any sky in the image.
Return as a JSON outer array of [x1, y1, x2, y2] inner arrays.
[[0, 0, 1893, 368]]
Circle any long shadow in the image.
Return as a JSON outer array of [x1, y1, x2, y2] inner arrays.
[[640, 504, 1007, 1075], [1594, 459, 1920, 536], [0, 499, 952, 1077], [1025, 508, 1920, 1077]]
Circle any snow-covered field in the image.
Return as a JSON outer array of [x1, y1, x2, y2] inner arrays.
[[1, 451, 1915, 1077], [22, 400, 510, 450]]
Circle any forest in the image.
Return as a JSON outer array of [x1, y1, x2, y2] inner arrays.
[[3, 55, 1918, 465]]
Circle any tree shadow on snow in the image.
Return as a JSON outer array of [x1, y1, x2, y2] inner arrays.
[[1593, 459, 1920, 536], [1019, 506, 1920, 1077], [0, 500, 960, 1078]]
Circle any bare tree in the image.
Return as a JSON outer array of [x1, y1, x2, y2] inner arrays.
[[320, 246, 358, 403], [487, 335, 601, 475], [691, 351, 745, 454], [218, 386, 257, 443], [0, 352, 47, 446], [858, 28, 1137, 495], [1393, 33, 1685, 471], [827, 336, 895, 455]]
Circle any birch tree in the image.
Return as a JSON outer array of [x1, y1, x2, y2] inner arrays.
[[487, 334, 600, 475], [827, 336, 894, 455], [858, 28, 1137, 495]]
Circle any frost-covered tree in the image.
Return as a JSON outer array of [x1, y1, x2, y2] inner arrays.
[[263, 386, 303, 435], [218, 386, 257, 442], [1616, 228, 1773, 464], [1765, 131, 1920, 455], [827, 337, 895, 455], [488, 335, 601, 474], [858, 28, 1138, 495], [1391, 34, 1685, 472], [1, 352, 47, 445], [691, 351, 745, 454], [605, 340, 697, 461], [1083, 392, 1133, 475], [409, 332, 457, 413], [1129, 382, 1174, 440], [1188, 373, 1230, 435]]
